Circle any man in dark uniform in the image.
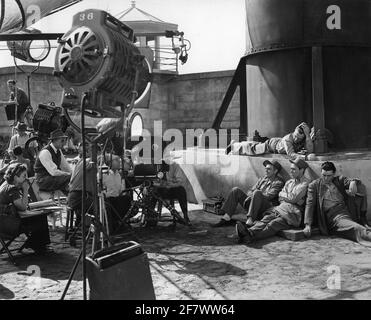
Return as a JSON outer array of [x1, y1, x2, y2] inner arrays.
[[34, 129, 72, 194]]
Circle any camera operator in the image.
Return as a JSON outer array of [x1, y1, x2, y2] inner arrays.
[[34, 129, 72, 194]]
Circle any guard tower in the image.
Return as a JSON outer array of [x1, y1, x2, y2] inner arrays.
[[116, 1, 180, 73]]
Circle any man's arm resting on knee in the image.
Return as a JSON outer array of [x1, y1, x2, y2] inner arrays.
[[263, 179, 285, 202]]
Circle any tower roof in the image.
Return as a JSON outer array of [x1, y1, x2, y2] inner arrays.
[[115, 1, 178, 36]]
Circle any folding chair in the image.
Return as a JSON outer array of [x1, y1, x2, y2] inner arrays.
[[0, 210, 29, 265]]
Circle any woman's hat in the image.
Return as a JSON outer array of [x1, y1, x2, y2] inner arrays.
[[49, 129, 68, 140]]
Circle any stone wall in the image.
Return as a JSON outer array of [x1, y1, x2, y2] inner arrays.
[[0, 66, 240, 141], [136, 70, 240, 135]]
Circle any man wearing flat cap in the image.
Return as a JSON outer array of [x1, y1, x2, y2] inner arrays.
[[236, 157, 310, 243], [212, 160, 284, 227], [34, 129, 72, 194]]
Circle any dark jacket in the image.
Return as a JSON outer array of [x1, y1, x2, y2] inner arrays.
[[34, 144, 62, 178], [249, 175, 285, 206], [304, 176, 366, 235]]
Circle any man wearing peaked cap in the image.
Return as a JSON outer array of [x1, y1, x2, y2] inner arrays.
[[236, 157, 310, 244], [212, 159, 284, 228], [34, 129, 72, 194]]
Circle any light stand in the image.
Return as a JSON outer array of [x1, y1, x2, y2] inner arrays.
[[60, 94, 115, 300], [60, 58, 144, 300]]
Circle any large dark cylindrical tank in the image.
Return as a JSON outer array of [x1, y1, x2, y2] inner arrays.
[[245, 0, 371, 150]]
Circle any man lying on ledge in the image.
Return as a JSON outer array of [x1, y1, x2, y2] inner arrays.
[[235, 158, 310, 244], [303, 161, 371, 246], [226, 122, 313, 159]]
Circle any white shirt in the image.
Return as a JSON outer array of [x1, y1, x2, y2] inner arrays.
[[102, 169, 126, 197], [8, 133, 36, 152], [38, 143, 72, 176]]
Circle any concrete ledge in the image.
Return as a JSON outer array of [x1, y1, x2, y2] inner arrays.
[[278, 227, 320, 241]]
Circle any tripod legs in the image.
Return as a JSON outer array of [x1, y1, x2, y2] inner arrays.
[[60, 227, 92, 300], [60, 215, 114, 300]]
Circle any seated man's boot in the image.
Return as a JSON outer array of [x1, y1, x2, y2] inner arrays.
[[235, 221, 253, 244], [211, 218, 234, 228]]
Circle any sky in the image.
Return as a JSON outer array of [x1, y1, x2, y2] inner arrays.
[[0, 0, 247, 74]]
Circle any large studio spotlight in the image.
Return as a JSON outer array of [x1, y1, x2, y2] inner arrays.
[[54, 9, 152, 118]]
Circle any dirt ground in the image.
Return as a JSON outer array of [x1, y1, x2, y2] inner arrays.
[[1, 203, 371, 300]]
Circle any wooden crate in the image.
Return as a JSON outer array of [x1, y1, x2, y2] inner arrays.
[[202, 197, 224, 215], [278, 227, 320, 241]]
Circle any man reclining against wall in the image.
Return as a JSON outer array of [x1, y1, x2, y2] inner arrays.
[[303, 161, 371, 246], [226, 122, 313, 159], [235, 158, 310, 244], [211, 160, 284, 228]]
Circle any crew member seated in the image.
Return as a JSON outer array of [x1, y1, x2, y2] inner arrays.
[[10, 146, 33, 177], [303, 161, 371, 246], [226, 122, 313, 159], [68, 144, 95, 226], [235, 158, 310, 244], [7, 122, 36, 160], [0, 163, 51, 254], [34, 129, 72, 194], [102, 155, 131, 234], [152, 160, 191, 225], [212, 160, 284, 228]]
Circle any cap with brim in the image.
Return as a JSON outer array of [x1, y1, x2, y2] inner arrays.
[[15, 122, 27, 131], [49, 129, 68, 140], [263, 160, 282, 173], [289, 157, 308, 170]]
